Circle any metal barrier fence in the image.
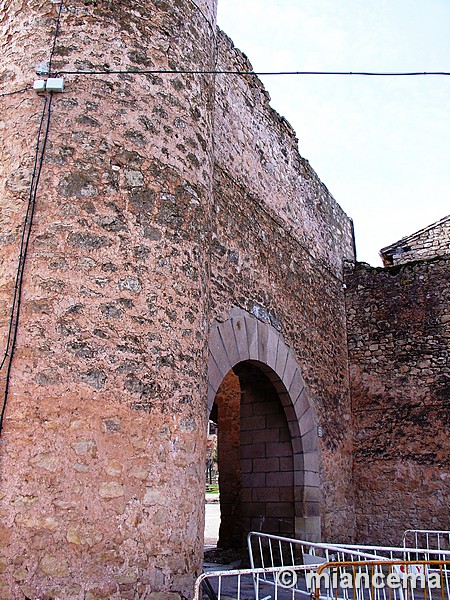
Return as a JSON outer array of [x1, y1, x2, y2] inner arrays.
[[195, 563, 324, 600], [335, 542, 450, 563], [403, 530, 450, 553], [245, 532, 401, 600], [194, 560, 450, 600], [312, 559, 450, 600], [247, 532, 388, 572], [247, 532, 450, 573], [195, 532, 450, 600]]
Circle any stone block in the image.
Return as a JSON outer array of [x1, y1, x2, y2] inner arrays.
[[265, 326, 281, 371], [209, 325, 231, 378], [299, 407, 316, 436], [245, 316, 259, 360], [266, 471, 293, 487], [231, 316, 250, 362], [218, 318, 241, 368], [274, 340, 289, 379], [253, 457, 280, 472], [283, 354, 299, 391], [256, 320, 270, 363]]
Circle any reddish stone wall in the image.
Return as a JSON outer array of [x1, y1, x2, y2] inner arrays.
[[0, 1, 216, 598], [214, 370, 242, 548], [0, 3, 360, 598], [211, 32, 356, 542], [238, 363, 295, 539], [214, 31, 354, 275], [345, 257, 450, 545]]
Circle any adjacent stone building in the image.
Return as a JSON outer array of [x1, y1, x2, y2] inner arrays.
[[380, 215, 450, 266], [346, 223, 450, 546], [0, 1, 448, 598]]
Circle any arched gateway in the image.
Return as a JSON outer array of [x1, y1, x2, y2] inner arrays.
[[208, 308, 321, 543]]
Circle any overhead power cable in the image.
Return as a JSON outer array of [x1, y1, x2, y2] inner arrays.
[[55, 68, 450, 77], [1, 69, 448, 99]]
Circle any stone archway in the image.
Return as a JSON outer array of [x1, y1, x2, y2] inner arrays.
[[208, 307, 321, 542]]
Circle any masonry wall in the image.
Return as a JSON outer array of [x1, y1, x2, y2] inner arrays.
[[381, 216, 450, 266], [214, 31, 353, 275], [0, 1, 216, 598], [214, 370, 242, 548], [345, 257, 450, 545], [211, 31, 356, 542], [238, 363, 295, 539], [1, 5, 361, 599]]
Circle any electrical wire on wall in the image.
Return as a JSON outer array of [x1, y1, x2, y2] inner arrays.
[[0, 87, 30, 98], [0, 94, 53, 435], [0, 1, 63, 436], [48, 0, 64, 77]]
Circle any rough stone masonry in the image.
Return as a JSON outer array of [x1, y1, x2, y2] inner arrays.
[[0, 0, 448, 598], [345, 254, 450, 545]]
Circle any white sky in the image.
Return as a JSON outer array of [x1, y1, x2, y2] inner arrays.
[[217, 0, 450, 265]]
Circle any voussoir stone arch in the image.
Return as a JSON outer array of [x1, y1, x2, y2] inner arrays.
[[208, 306, 322, 541]]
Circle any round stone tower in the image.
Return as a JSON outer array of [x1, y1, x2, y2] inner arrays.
[[0, 1, 217, 598]]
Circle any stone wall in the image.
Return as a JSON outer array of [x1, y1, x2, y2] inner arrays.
[[0, 1, 217, 598], [213, 31, 354, 276], [212, 31, 356, 542], [0, 2, 361, 598], [214, 370, 242, 548], [380, 215, 450, 266], [345, 257, 450, 545], [238, 363, 295, 539]]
